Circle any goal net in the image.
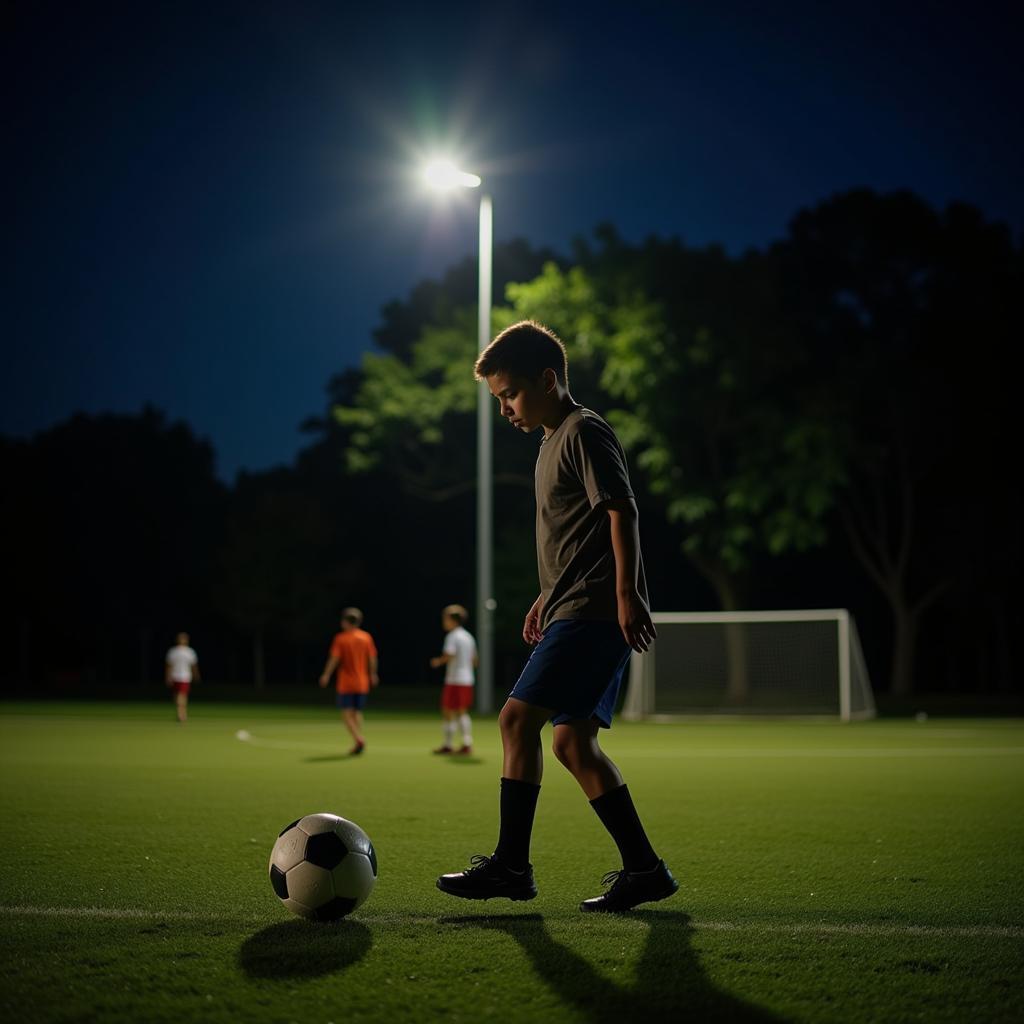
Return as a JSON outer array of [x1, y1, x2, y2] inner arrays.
[[622, 609, 876, 721]]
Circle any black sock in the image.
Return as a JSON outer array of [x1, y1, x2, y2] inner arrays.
[[494, 777, 541, 871], [589, 784, 659, 873]]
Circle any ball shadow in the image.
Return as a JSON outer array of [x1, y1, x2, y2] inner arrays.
[[239, 918, 372, 979]]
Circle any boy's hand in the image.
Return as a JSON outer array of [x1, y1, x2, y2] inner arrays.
[[318, 674, 329, 688], [618, 590, 657, 653], [523, 595, 544, 645], [370, 673, 380, 688]]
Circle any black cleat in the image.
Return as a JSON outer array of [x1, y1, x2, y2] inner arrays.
[[579, 860, 679, 913], [437, 855, 537, 902]]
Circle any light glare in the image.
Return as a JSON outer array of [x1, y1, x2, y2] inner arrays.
[[424, 159, 482, 190]]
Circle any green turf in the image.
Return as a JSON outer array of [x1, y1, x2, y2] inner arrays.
[[1, 702, 1022, 1023]]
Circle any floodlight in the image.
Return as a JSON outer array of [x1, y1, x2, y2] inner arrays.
[[423, 159, 482, 190]]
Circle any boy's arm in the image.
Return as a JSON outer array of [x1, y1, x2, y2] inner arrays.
[[165, 659, 172, 686], [192, 661, 201, 683], [319, 655, 339, 687], [369, 654, 379, 687], [430, 653, 454, 668], [604, 497, 657, 653], [523, 594, 544, 645]]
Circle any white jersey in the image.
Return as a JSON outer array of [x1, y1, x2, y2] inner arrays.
[[166, 645, 198, 682], [443, 626, 477, 686]]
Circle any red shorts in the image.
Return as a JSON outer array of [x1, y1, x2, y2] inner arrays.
[[171, 681, 191, 696], [441, 684, 474, 712]]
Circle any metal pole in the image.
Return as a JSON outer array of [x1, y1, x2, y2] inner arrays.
[[476, 193, 494, 713]]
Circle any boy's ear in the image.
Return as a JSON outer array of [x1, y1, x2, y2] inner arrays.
[[542, 367, 558, 393]]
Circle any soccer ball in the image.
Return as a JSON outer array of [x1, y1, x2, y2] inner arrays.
[[269, 813, 377, 921]]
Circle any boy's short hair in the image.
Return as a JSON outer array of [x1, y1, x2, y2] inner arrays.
[[474, 320, 568, 385], [443, 604, 468, 624], [341, 607, 363, 626]]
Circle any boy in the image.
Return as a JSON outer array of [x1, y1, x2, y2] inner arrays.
[[430, 604, 478, 755], [165, 631, 200, 723], [319, 608, 379, 755], [437, 320, 677, 912]]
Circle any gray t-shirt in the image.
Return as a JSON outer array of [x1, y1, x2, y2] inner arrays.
[[535, 407, 649, 631]]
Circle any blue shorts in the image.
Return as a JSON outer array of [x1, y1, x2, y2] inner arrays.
[[336, 693, 368, 710], [509, 619, 631, 728]]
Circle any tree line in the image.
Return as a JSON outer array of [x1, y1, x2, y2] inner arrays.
[[1, 190, 1018, 699]]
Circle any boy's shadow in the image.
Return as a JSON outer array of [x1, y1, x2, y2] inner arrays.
[[239, 918, 372, 979], [442, 911, 784, 1022]]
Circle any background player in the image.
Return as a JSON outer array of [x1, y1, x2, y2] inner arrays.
[[430, 604, 478, 755], [165, 631, 199, 723], [319, 607, 379, 755]]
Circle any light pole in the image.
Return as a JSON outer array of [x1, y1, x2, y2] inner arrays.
[[423, 160, 495, 713]]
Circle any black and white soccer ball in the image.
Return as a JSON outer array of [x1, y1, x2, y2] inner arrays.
[[269, 813, 377, 921]]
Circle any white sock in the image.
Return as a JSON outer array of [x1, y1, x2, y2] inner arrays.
[[443, 720, 457, 747], [458, 714, 472, 747]]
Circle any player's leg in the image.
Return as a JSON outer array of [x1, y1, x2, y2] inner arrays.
[[499, 696, 550, 782], [341, 706, 360, 746], [434, 696, 457, 754], [173, 682, 189, 723], [551, 718, 622, 798], [553, 718, 677, 912], [456, 705, 473, 753], [346, 705, 366, 754], [436, 696, 550, 901], [541, 619, 678, 913], [453, 685, 473, 752]]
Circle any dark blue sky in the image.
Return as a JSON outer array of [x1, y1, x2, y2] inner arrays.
[[5, 1, 1021, 479]]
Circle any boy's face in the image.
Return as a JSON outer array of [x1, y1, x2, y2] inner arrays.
[[486, 370, 555, 433]]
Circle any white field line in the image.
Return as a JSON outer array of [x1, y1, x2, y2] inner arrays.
[[2, 904, 1021, 939], [620, 746, 1024, 759], [0, 904, 245, 922], [233, 732, 1024, 759]]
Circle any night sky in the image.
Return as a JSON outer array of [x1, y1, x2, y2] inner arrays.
[[5, 1, 1021, 480]]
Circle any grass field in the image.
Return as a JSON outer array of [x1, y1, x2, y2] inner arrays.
[[1, 701, 1022, 1023]]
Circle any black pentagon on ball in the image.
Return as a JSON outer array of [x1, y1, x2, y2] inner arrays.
[[278, 818, 301, 837], [311, 896, 358, 921], [367, 842, 378, 877], [305, 830, 347, 870], [269, 864, 289, 900]]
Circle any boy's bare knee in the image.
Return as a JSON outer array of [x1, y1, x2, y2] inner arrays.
[[551, 730, 581, 770]]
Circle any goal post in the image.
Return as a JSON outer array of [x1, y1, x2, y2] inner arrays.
[[622, 609, 876, 721]]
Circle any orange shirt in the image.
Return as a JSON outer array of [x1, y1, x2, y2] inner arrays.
[[329, 629, 377, 694]]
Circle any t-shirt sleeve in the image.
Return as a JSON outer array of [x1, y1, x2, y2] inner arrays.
[[367, 635, 378, 659], [443, 632, 457, 656], [569, 419, 634, 509], [330, 633, 344, 658]]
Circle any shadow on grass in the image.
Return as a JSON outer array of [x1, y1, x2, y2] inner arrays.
[[441, 911, 784, 1022], [239, 918, 372, 979], [303, 754, 352, 763], [445, 756, 485, 766]]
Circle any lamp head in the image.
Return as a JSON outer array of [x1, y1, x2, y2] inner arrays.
[[423, 159, 481, 190]]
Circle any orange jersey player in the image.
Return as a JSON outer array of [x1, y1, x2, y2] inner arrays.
[[319, 607, 379, 755]]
